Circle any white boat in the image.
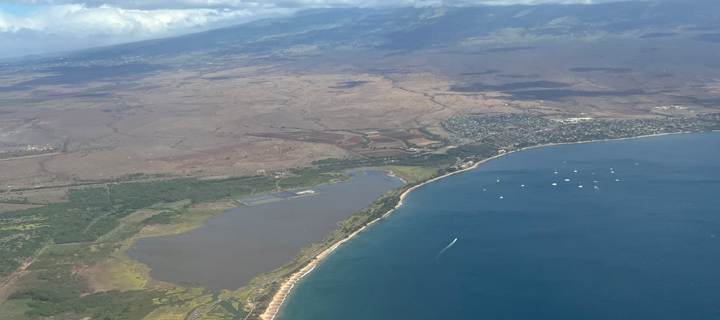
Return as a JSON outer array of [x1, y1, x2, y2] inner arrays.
[[521, 184, 525, 187], [499, 196, 504, 199], [552, 183, 557, 186], [574, 168, 578, 173], [564, 178, 570, 182]]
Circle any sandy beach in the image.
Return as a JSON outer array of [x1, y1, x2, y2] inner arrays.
[[257, 131, 684, 320], [258, 152, 509, 320]]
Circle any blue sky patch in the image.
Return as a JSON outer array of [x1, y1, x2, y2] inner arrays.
[[0, 4, 38, 16]]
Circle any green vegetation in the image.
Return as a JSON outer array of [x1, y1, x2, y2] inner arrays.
[[311, 153, 456, 172], [0, 166, 358, 319], [242, 185, 415, 318], [380, 166, 438, 183], [446, 143, 498, 159], [418, 127, 442, 140], [244, 166, 463, 319], [278, 170, 347, 190], [0, 150, 463, 320], [10, 285, 197, 320], [5, 241, 180, 319], [0, 174, 348, 276], [0, 298, 34, 320]]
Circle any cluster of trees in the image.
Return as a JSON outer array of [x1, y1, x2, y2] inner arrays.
[[445, 143, 498, 159], [312, 153, 456, 172], [280, 169, 347, 189], [11, 285, 165, 319], [418, 127, 442, 140], [2, 151, 461, 318], [0, 173, 341, 276]]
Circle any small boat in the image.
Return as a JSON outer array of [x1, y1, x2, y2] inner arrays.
[[578, 182, 583, 188], [574, 168, 578, 173], [551, 183, 557, 186], [565, 178, 570, 182], [499, 196, 504, 199], [496, 179, 500, 183], [615, 179, 620, 182], [521, 184, 525, 187], [554, 169, 558, 174]]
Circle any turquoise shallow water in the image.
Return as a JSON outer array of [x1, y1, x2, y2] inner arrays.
[[278, 133, 720, 320]]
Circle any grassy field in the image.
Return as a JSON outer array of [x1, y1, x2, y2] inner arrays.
[[0, 168, 352, 319], [0, 298, 34, 320], [0, 154, 458, 320], [350, 166, 439, 183]]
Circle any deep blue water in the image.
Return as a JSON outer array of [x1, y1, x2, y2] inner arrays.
[[278, 133, 720, 320]]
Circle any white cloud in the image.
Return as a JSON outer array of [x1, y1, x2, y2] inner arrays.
[[0, 4, 293, 35], [0, 4, 294, 58], [2, 0, 637, 10], [0, 0, 639, 59]]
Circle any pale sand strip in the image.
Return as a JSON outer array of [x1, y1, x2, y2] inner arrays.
[[258, 152, 509, 320], [258, 132, 682, 320]]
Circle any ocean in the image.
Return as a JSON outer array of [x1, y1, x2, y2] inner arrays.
[[278, 133, 720, 320]]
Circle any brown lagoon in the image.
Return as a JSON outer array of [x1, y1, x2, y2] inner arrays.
[[126, 170, 402, 291]]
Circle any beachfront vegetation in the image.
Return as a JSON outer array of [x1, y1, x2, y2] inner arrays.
[[418, 127, 442, 140], [446, 143, 498, 159], [0, 235, 214, 319], [0, 150, 461, 320], [311, 153, 456, 171], [0, 169, 352, 319], [238, 183, 414, 319], [0, 172, 349, 277]]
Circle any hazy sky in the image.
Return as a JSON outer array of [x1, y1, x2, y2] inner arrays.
[[0, 0, 638, 59]]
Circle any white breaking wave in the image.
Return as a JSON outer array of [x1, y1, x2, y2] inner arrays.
[[435, 238, 458, 260]]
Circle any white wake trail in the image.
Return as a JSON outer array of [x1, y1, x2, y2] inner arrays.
[[435, 238, 458, 261]]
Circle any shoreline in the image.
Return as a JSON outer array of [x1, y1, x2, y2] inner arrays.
[[257, 131, 693, 320], [258, 150, 509, 320]]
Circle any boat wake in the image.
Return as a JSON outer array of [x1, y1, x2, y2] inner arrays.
[[435, 238, 458, 261]]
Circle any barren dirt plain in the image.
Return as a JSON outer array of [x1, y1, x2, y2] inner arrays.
[[2, 36, 720, 197], [2, 4, 720, 319]]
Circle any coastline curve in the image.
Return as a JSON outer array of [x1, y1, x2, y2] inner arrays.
[[258, 151, 508, 320], [257, 132, 687, 320]]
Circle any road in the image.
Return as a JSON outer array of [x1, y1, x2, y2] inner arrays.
[[0, 152, 60, 162]]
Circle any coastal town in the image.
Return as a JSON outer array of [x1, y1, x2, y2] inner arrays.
[[442, 113, 720, 149]]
